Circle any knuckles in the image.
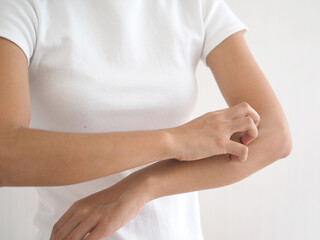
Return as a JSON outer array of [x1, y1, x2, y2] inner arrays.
[[72, 201, 97, 216], [239, 101, 251, 111], [78, 205, 91, 215], [244, 116, 254, 126]]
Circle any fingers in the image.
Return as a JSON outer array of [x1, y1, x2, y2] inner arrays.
[[227, 116, 258, 141], [50, 211, 74, 240], [224, 139, 248, 162], [241, 132, 254, 145], [84, 223, 110, 240], [51, 214, 81, 240], [225, 102, 260, 126], [66, 219, 98, 240]]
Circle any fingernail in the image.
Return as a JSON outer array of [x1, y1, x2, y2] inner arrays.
[[231, 155, 238, 161], [241, 157, 247, 162]]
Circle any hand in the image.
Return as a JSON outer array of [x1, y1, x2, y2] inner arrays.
[[166, 102, 260, 162], [49, 173, 150, 240]]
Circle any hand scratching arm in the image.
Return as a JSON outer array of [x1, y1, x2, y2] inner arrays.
[[134, 30, 292, 201]]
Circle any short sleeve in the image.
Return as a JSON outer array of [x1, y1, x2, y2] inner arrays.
[[0, 0, 38, 67], [200, 0, 249, 67]]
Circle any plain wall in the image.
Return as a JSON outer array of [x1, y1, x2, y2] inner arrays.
[[196, 0, 320, 239], [0, 0, 319, 239]]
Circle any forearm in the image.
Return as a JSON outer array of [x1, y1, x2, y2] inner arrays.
[[135, 123, 291, 201], [0, 127, 173, 187]]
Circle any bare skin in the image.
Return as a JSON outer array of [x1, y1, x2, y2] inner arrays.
[[0, 35, 259, 187], [50, 30, 292, 240], [0, 28, 292, 240]]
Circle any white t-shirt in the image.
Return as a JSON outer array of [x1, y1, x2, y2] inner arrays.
[[0, 0, 248, 239]]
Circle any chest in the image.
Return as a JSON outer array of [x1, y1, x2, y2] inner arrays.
[[28, 0, 202, 132]]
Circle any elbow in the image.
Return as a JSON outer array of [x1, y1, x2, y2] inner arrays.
[[276, 123, 293, 160], [280, 134, 292, 159]]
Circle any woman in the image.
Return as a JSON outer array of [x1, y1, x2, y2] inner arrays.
[[0, 0, 292, 239]]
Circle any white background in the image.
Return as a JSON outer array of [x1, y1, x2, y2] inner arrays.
[[1, 0, 319, 239]]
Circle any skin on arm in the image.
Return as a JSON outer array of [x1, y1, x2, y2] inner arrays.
[[50, 30, 292, 240], [145, 29, 293, 198], [0, 34, 261, 188], [50, 127, 289, 240], [0, 37, 173, 187]]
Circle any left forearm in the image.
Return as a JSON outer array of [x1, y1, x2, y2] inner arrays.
[[132, 123, 291, 202], [50, 119, 292, 240]]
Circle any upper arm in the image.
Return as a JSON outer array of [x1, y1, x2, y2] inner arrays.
[[206, 31, 292, 153], [0, 37, 31, 130]]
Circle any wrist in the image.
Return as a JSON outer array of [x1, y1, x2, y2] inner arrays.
[[161, 127, 179, 160], [126, 169, 159, 204]]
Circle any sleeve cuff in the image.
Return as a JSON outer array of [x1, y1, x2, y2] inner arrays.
[[0, 30, 32, 67], [201, 23, 249, 67]]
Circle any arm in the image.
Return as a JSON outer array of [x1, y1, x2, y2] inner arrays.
[[49, 31, 292, 240], [144, 30, 292, 199], [49, 121, 290, 239], [0, 37, 173, 187], [0, 34, 262, 188], [140, 129, 290, 201]]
